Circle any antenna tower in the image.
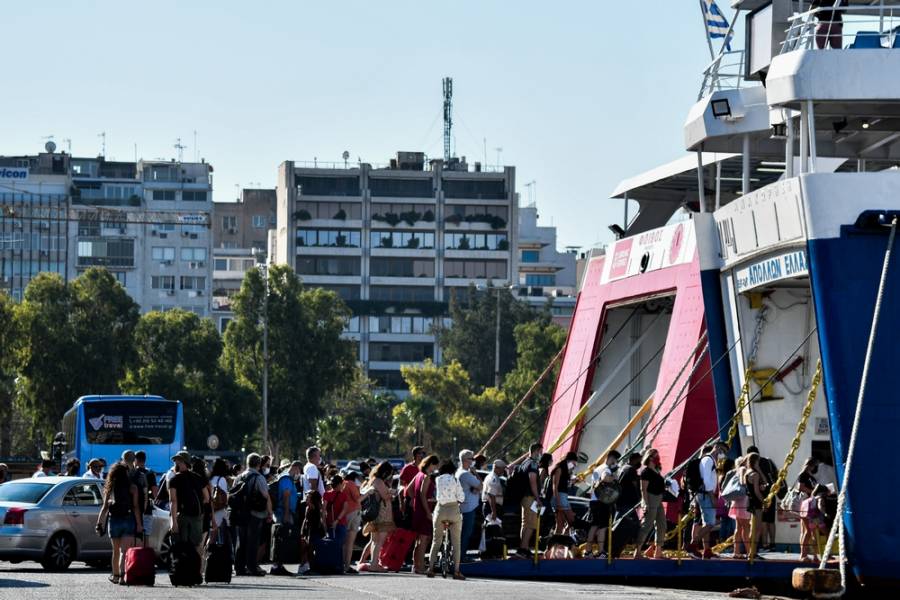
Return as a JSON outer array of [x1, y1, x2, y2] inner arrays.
[[442, 77, 453, 162], [98, 132, 106, 157], [174, 138, 186, 162]]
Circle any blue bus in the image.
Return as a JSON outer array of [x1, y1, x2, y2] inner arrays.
[[61, 395, 185, 475]]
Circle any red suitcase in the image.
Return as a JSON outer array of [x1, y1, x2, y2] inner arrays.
[[124, 543, 156, 586], [379, 528, 416, 572]]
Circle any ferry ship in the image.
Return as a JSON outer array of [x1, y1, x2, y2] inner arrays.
[[465, 0, 900, 594]]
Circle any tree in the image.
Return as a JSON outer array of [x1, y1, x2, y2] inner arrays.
[[315, 368, 397, 459], [438, 284, 538, 390], [0, 292, 19, 456], [16, 269, 139, 444], [222, 265, 356, 456], [120, 309, 255, 450]]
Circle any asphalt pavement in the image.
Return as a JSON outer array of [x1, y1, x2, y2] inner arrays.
[[0, 562, 732, 600]]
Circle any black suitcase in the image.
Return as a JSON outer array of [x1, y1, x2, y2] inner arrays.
[[205, 542, 233, 584], [481, 537, 507, 560], [610, 514, 640, 558], [312, 533, 344, 575], [271, 522, 300, 564], [169, 541, 203, 587]]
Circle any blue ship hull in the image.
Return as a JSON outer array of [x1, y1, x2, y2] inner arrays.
[[807, 220, 900, 584]]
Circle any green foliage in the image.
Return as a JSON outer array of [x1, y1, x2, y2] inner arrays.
[[0, 292, 20, 456], [15, 269, 139, 443], [314, 369, 397, 459], [223, 265, 356, 456], [121, 309, 255, 450], [438, 285, 538, 390]]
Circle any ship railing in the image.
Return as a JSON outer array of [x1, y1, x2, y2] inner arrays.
[[698, 49, 746, 100], [782, 3, 900, 53]]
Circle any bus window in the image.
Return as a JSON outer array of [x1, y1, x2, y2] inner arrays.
[[83, 401, 177, 445]]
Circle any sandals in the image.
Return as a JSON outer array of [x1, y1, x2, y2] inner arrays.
[[453, 572, 466, 581], [108, 575, 119, 584]]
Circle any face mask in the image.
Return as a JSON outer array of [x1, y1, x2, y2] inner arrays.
[[262, 468, 270, 476], [431, 468, 440, 476], [717, 452, 726, 461], [567, 461, 576, 470]]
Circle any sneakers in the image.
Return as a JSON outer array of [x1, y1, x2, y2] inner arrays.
[[269, 565, 291, 576], [295, 563, 311, 577]]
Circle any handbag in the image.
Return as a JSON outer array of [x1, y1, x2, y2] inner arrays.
[[594, 481, 620, 505], [780, 485, 807, 513], [721, 472, 748, 502]]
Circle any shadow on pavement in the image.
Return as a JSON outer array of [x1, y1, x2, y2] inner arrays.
[[0, 579, 50, 588]]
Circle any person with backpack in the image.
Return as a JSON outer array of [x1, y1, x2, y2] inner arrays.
[[686, 441, 726, 560], [269, 460, 302, 576], [408, 454, 439, 574], [505, 443, 543, 559], [169, 453, 215, 572], [632, 448, 667, 559], [358, 461, 396, 572], [586, 450, 620, 558], [549, 451, 578, 536], [208, 458, 232, 553], [96, 462, 143, 584], [748, 445, 778, 551], [230, 453, 272, 577]]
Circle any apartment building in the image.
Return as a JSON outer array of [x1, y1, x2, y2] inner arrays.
[[516, 204, 577, 327], [0, 146, 214, 315], [274, 152, 517, 393], [211, 188, 276, 332]]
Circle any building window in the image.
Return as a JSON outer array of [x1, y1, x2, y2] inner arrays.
[[113, 271, 127, 286], [218, 317, 232, 333], [295, 256, 361, 276], [369, 369, 409, 390], [182, 190, 207, 202], [76, 239, 135, 267], [442, 179, 506, 200], [296, 229, 361, 247], [369, 286, 434, 302], [294, 201, 362, 220], [157, 223, 176, 232], [525, 274, 555, 286], [370, 203, 436, 224], [445, 233, 508, 251], [369, 178, 433, 198], [369, 342, 434, 362], [370, 257, 434, 278], [315, 285, 361, 300], [152, 246, 176, 261], [252, 215, 267, 228], [343, 316, 360, 333], [182, 224, 206, 235], [222, 215, 237, 231], [214, 258, 228, 270], [521, 250, 540, 263], [296, 175, 360, 196], [180, 276, 207, 290], [78, 217, 100, 237], [151, 275, 175, 290], [444, 259, 507, 279], [223, 241, 238, 249], [369, 316, 433, 334], [369, 230, 434, 249], [180, 247, 208, 262], [152, 190, 176, 201], [445, 204, 508, 227]]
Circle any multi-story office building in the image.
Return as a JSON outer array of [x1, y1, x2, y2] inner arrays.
[[275, 152, 517, 393], [1, 146, 214, 315], [516, 204, 577, 327], [211, 188, 276, 332], [0, 150, 70, 300]]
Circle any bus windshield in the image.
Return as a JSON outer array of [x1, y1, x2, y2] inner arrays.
[[83, 400, 177, 445]]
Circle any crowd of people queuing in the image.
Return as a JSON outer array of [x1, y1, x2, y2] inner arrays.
[[15, 438, 837, 584]]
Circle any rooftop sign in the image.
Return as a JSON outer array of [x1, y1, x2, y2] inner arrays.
[[0, 167, 28, 180]]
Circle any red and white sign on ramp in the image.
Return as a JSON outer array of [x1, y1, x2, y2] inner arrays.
[[601, 221, 696, 284]]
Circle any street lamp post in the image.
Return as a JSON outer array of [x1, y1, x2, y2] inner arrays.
[[480, 283, 517, 388], [256, 252, 270, 454]]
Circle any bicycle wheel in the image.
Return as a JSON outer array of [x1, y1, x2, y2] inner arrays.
[[441, 536, 450, 578]]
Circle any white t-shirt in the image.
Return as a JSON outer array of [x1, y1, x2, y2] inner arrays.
[[482, 471, 504, 506], [32, 471, 47, 478], [589, 464, 614, 501], [303, 463, 325, 496], [83, 470, 103, 480], [699, 455, 717, 493]]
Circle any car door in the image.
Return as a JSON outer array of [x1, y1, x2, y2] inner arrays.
[[63, 483, 106, 555]]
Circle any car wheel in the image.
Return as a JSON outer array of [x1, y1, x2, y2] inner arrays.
[[156, 532, 173, 569], [41, 533, 75, 572]]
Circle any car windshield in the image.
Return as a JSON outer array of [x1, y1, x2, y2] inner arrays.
[[0, 482, 54, 504]]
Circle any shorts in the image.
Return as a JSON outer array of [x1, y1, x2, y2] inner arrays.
[[551, 492, 571, 512], [694, 492, 717, 527], [346, 510, 361, 533], [762, 500, 776, 524], [108, 515, 135, 539], [590, 500, 611, 527], [176, 515, 204, 546], [520, 496, 538, 530]]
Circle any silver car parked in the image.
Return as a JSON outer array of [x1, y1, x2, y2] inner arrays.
[[0, 476, 170, 571]]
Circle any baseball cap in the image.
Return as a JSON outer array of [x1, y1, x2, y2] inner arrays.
[[492, 459, 507, 469], [170, 450, 191, 463]]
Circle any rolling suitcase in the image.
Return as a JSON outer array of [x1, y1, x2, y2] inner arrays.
[[205, 539, 233, 584], [270, 522, 300, 565], [123, 539, 156, 586], [379, 528, 416, 571], [169, 541, 203, 587], [312, 532, 344, 575]]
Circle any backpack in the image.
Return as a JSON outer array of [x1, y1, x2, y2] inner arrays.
[[505, 460, 535, 505], [228, 471, 267, 515], [683, 457, 703, 494], [359, 490, 381, 523], [593, 480, 621, 505], [210, 476, 228, 512]]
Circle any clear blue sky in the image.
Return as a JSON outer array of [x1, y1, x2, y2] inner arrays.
[[1, 1, 735, 250]]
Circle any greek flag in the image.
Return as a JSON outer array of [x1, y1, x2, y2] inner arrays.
[[702, 0, 733, 51]]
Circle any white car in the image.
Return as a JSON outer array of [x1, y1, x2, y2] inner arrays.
[[0, 477, 171, 571]]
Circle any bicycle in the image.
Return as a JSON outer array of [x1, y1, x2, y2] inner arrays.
[[439, 520, 454, 578]]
